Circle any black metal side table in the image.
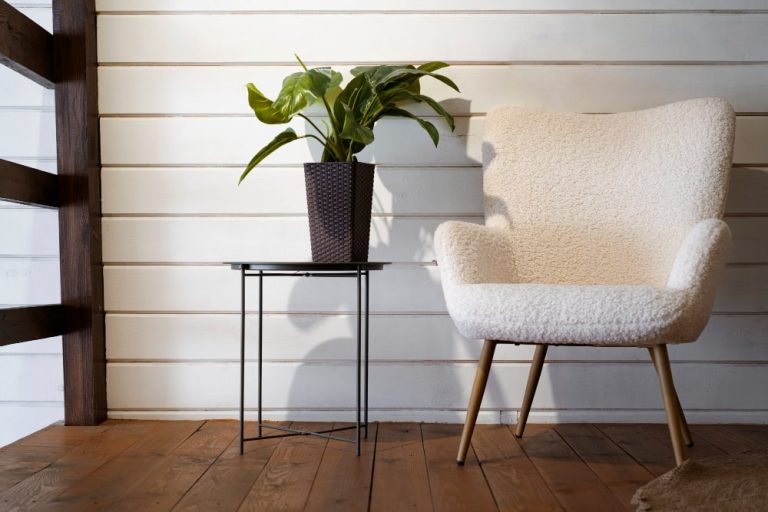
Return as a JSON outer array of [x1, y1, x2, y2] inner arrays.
[[227, 262, 389, 456]]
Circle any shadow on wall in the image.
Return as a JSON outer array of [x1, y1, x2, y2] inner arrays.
[[275, 99, 522, 423]]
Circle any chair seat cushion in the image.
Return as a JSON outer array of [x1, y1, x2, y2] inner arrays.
[[446, 283, 691, 346]]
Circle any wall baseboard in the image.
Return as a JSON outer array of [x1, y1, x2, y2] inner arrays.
[[107, 408, 768, 424]]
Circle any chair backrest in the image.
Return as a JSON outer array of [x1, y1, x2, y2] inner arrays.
[[483, 98, 735, 286]]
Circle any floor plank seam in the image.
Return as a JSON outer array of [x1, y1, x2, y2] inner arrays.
[[471, 442, 501, 511], [506, 424, 568, 511], [365, 422, 380, 512]]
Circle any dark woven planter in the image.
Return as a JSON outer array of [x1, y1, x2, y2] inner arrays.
[[304, 161, 375, 263]]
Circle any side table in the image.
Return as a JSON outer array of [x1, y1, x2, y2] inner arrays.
[[227, 262, 389, 456]]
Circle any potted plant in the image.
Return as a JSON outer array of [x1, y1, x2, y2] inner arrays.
[[240, 55, 459, 262]]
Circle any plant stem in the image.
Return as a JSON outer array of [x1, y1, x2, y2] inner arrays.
[[297, 114, 328, 142]]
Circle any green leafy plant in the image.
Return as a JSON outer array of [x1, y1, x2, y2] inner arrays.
[[240, 55, 459, 183]]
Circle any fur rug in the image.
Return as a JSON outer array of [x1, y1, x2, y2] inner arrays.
[[632, 451, 768, 511]]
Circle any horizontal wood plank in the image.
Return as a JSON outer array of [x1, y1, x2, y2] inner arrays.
[[0, 353, 62, 402], [104, 313, 768, 363], [102, 265, 768, 313], [100, 215, 768, 264], [99, 64, 768, 115], [94, 0, 768, 13], [0, 258, 61, 305], [106, 360, 768, 412], [99, 116, 768, 166], [0, 0, 54, 88], [101, 167, 768, 216], [0, 110, 56, 159], [98, 14, 768, 63], [0, 305, 63, 346], [0, 159, 58, 208], [0, 208, 59, 256]]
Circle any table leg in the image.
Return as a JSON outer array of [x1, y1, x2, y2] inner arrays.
[[239, 268, 245, 454], [258, 271, 263, 438], [356, 266, 362, 456], [364, 270, 369, 439]]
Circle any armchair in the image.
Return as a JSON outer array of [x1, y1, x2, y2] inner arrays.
[[435, 98, 735, 466]]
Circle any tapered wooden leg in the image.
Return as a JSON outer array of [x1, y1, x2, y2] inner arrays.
[[457, 340, 496, 465], [514, 345, 548, 438], [651, 345, 686, 466], [648, 347, 693, 447]]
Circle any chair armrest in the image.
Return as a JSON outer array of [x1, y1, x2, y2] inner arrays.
[[665, 219, 731, 341], [667, 219, 731, 291], [435, 221, 515, 286]]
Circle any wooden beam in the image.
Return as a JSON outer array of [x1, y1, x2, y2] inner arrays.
[[54, 0, 106, 426], [0, 0, 54, 88], [0, 305, 64, 346], [0, 159, 59, 208]]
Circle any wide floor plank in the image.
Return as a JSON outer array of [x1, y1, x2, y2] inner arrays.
[[596, 424, 675, 477], [303, 423, 378, 512], [692, 425, 764, 454], [0, 421, 154, 511], [36, 421, 203, 511], [172, 421, 284, 512], [519, 425, 625, 512], [110, 421, 237, 512], [641, 423, 725, 459], [472, 424, 562, 512], [239, 422, 331, 512], [421, 423, 498, 512], [555, 423, 653, 509], [369, 422, 433, 512]]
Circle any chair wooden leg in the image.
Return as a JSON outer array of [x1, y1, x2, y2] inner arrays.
[[650, 344, 686, 466], [514, 344, 548, 438], [648, 347, 693, 447], [457, 339, 496, 465]]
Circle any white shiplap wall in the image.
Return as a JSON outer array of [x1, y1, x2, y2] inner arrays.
[[97, 1, 768, 424], [0, 3, 63, 446]]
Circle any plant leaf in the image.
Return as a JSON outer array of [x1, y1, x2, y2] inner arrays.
[[339, 102, 375, 146], [382, 107, 439, 147], [379, 68, 460, 92], [247, 83, 291, 124], [271, 68, 344, 118], [417, 61, 450, 72], [399, 92, 455, 132], [239, 128, 298, 183]]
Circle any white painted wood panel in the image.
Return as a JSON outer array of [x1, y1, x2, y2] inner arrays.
[[101, 167, 768, 215], [0, 355, 63, 402], [106, 313, 768, 363], [94, 1, 768, 13], [101, 167, 485, 216], [0, 260, 60, 305], [97, 4, 768, 424], [99, 65, 768, 115], [101, 216, 768, 264], [0, 111, 56, 159], [0, 209, 59, 256], [106, 361, 768, 411], [0, 404, 63, 447], [98, 14, 768, 63], [102, 265, 768, 314], [99, 116, 768, 166], [0, 67, 54, 109]]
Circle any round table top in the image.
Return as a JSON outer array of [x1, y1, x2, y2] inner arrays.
[[226, 261, 389, 271]]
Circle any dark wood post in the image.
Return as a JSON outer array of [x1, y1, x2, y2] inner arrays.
[[53, 0, 106, 425]]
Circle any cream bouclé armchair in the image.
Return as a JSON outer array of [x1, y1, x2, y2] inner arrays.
[[435, 98, 735, 466]]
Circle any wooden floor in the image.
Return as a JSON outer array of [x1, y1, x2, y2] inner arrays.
[[1, 421, 767, 511]]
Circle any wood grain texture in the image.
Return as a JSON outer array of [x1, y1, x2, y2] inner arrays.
[[238, 422, 329, 512], [0, 305, 63, 346], [554, 423, 653, 508], [369, 423, 432, 512], [471, 424, 562, 511], [0, 0, 54, 87], [0, 159, 58, 208], [421, 423, 498, 512], [597, 424, 676, 477], [302, 423, 378, 512], [519, 425, 625, 511], [54, 0, 107, 426]]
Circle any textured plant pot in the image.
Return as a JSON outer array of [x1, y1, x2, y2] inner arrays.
[[304, 161, 375, 263]]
